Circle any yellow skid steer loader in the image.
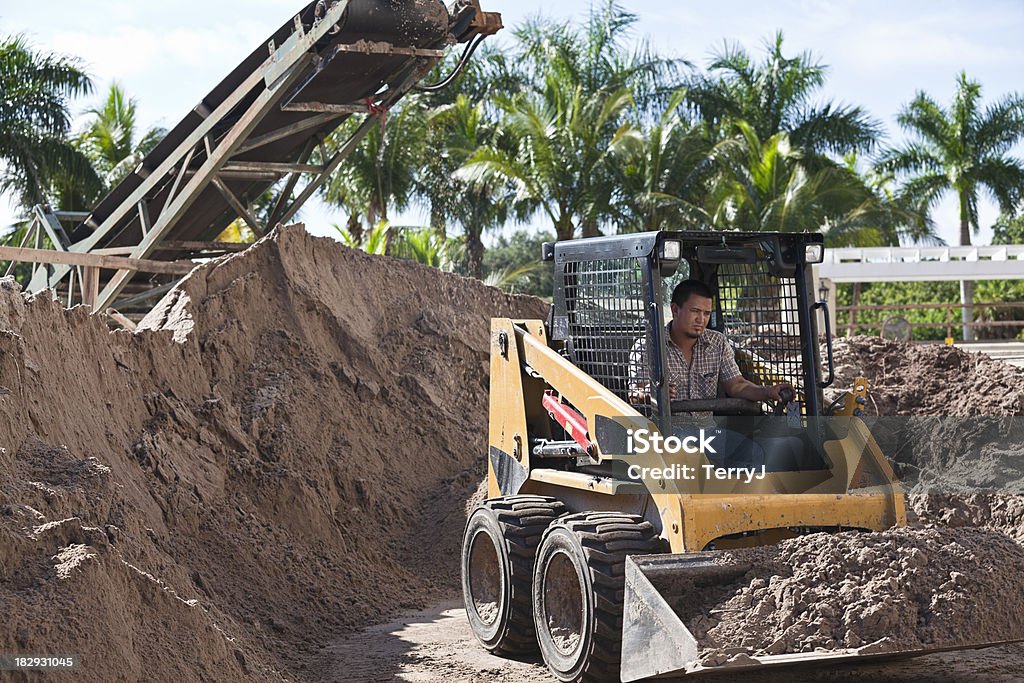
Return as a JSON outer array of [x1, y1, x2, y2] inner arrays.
[[461, 230, 1021, 681]]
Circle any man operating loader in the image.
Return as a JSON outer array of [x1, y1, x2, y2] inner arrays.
[[627, 279, 795, 468], [628, 279, 792, 407]]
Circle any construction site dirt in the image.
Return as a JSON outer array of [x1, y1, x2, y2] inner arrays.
[[2, 225, 1024, 682]]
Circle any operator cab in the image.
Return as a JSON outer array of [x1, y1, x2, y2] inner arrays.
[[543, 230, 834, 472]]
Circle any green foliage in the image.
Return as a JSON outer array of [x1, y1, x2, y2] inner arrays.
[[322, 98, 429, 232], [51, 82, 168, 212], [334, 219, 391, 255], [77, 83, 166, 188], [333, 220, 465, 271], [877, 72, 1024, 246], [836, 281, 958, 340], [974, 279, 1024, 339], [457, 2, 685, 240], [992, 212, 1024, 245], [421, 94, 514, 278], [482, 229, 554, 297], [686, 32, 881, 155], [608, 89, 714, 232], [390, 227, 464, 271], [836, 279, 1024, 341], [0, 34, 98, 210]]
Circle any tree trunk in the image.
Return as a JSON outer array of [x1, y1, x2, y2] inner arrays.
[[959, 212, 975, 341], [348, 213, 363, 246], [366, 205, 378, 233], [430, 199, 447, 239], [555, 214, 575, 242], [581, 219, 601, 238], [467, 230, 484, 280]]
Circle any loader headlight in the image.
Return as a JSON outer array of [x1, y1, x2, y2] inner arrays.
[[660, 239, 681, 261], [658, 239, 683, 276], [804, 244, 824, 263]]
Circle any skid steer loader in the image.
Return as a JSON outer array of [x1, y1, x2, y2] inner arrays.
[[461, 230, 1019, 681]]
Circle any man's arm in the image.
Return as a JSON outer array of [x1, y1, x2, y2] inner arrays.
[[717, 334, 791, 403], [722, 375, 792, 402]]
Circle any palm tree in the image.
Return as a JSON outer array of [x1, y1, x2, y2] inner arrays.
[[425, 95, 514, 277], [333, 219, 391, 255], [51, 82, 167, 213], [877, 72, 1024, 338], [322, 98, 428, 246], [333, 220, 463, 270], [77, 83, 167, 187], [707, 122, 911, 246], [609, 90, 715, 232], [878, 72, 1024, 246], [458, 2, 684, 241], [514, 1, 683, 118], [687, 32, 881, 156], [459, 81, 632, 241], [0, 35, 98, 210]]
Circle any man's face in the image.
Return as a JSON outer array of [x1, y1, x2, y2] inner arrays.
[[671, 294, 713, 339]]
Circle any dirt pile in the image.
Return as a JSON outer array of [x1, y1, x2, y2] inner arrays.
[[830, 335, 1024, 416], [689, 526, 1024, 667], [0, 225, 545, 681], [910, 493, 1024, 542], [829, 336, 1024, 491], [681, 335, 1024, 668]]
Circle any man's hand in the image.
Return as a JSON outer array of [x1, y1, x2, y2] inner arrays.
[[763, 383, 795, 402], [724, 376, 795, 403]]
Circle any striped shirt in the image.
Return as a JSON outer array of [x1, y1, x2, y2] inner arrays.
[[628, 325, 742, 400]]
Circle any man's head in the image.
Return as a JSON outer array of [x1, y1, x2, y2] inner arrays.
[[670, 280, 714, 339]]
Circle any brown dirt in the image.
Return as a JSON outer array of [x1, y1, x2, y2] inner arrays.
[[826, 336, 1024, 492], [0, 225, 545, 681], [831, 335, 1024, 416], [689, 526, 1024, 666]]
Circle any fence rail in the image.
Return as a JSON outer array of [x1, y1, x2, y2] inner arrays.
[[837, 301, 1024, 339]]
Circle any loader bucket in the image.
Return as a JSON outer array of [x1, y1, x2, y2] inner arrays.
[[621, 553, 1024, 681]]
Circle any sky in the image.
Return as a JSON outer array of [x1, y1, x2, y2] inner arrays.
[[3, 0, 1024, 246]]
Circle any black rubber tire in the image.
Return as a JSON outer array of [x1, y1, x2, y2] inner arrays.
[[461, 495, 568, 655], [532, 512, 661, 683]]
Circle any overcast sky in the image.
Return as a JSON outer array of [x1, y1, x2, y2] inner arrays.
[[3, 0, 1024, 245]]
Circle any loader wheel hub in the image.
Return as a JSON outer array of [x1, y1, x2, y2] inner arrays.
[[468, 530, 501, 625], [543, 551, 583, 655]]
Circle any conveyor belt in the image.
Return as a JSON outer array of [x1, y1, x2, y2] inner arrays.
[[26, 0, 501, 310]]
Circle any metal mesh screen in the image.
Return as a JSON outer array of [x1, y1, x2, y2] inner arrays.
[[716, 257, 805, 410], [560, 257, 655, 417]]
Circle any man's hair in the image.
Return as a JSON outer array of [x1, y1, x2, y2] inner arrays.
[[671, 279, 714, 307]]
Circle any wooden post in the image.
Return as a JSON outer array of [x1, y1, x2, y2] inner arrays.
[[847, 281, 861, 337], [81, 266, 100, 310]]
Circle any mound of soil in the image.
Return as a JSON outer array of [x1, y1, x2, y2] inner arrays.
[[831, 336, 1024, 416], [5, 228, 1024, 681], [0, 225, 545, 681], [826, 336, 1024, 492], [689, 336, 1024, 667], [691, 526, 1024, 667]]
